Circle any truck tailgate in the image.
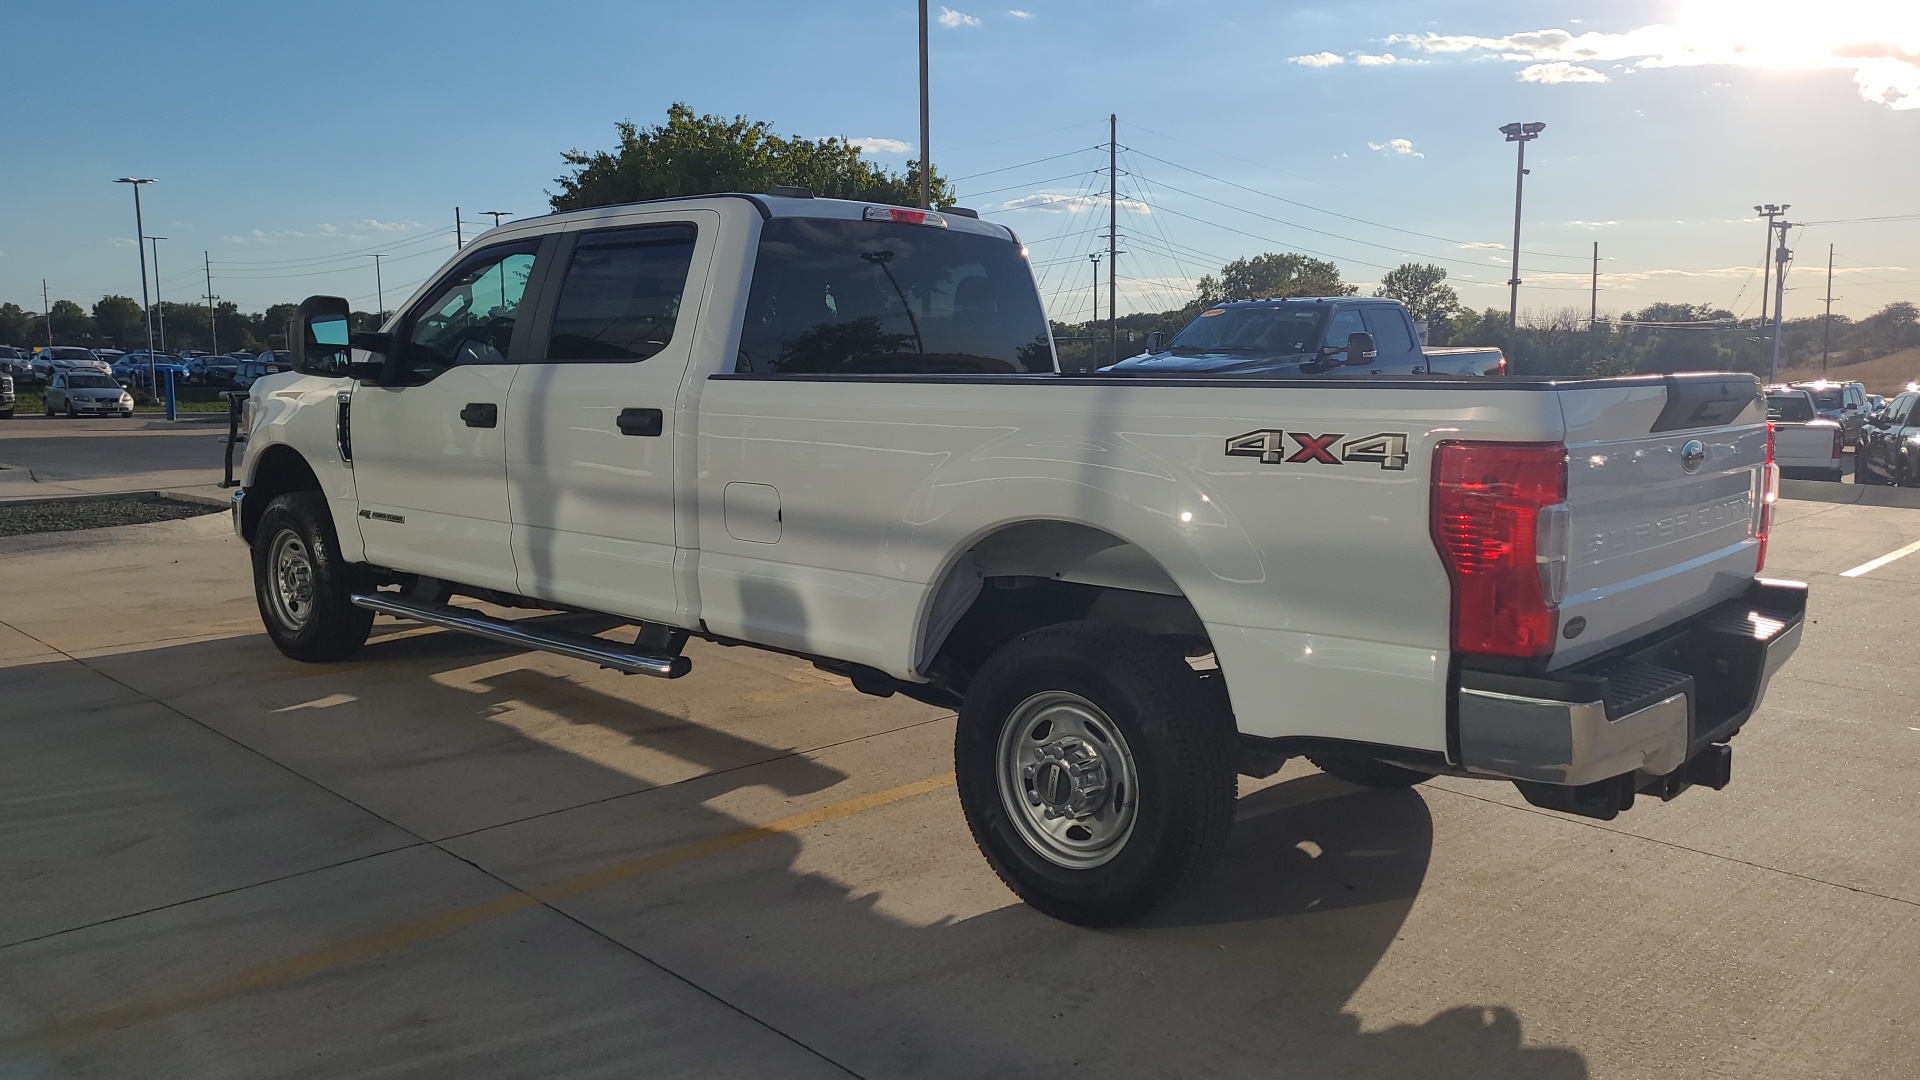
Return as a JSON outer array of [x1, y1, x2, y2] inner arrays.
[[1552, 375, 1767, 668]]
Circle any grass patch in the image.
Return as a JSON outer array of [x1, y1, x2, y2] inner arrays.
[[11, 387, 230, 415]]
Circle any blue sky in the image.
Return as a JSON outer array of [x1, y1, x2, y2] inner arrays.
[[3, 0, 1916, 329]]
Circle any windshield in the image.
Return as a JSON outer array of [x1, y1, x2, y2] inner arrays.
[[1168, 304, 1326, 355], [1767, 393, 1816, 423], [68, 375, 119, 389], [48, 347, 95, 360], [740, 217, 1053, 375]]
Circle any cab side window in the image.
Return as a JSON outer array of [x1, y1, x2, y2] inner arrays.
[[1325, 307, 1367, 350], [1360, 306, 1415, 356], [544, 225, 696, 362], [1891, 395, 1915, 427], [394, 241, 540, 384]]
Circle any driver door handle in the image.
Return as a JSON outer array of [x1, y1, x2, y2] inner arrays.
[[460, 402, 498, 428]]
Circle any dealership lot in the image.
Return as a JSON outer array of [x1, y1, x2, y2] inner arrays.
[[0, 434, 1917, 1078]]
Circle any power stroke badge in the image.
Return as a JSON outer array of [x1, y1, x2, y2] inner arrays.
[[1225, 430, 1411, 471]]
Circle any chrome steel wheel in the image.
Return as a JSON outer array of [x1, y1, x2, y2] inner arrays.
[[995, 690, 1141, 869], [266, 528, 316, 632]]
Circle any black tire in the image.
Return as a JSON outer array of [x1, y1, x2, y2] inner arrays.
[[44, 399, 54, 417], [0, 408, 12, 420], [65, 400, 76, 419], [955, 621, 1236, 926], [252, 491, 374, 662], [1306, 752, 1436, 789]]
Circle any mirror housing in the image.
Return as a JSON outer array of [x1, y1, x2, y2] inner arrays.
[[1344, 332, 1378, 365], [1145, 331, 1165, 353], [289, 295, 354, 377]]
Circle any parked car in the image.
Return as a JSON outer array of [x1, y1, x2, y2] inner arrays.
[[0, 345, 32, 379], [236, 192, 1804, 926], [1866, 393, 1886, 420], [198, 354, 244, 386], [30, 346, 109, 381], [1788, 380, 1869, 446], [1101, 298, 1505, 378], [229, 355, 285, 390], [1764, 387, 1844, 481], [1856, 390, 1920, 486], [0, 370, 13, 419], [44, 371, 134, 418]]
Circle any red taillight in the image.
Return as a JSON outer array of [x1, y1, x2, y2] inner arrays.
[[1431, 441, 1568, 658], [1493, 354, 1508, 376], [1832, 426, 1844, 460], [1754, 422, 1778, 571]]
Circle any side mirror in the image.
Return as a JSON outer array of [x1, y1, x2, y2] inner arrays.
[[1844, 403, 1858, 411], [290, 295, 352, 377], [1146, 331, 1165, 353], [1345, 331, 1378, 366]]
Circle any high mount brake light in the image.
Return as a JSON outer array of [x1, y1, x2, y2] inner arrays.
[[1754, 422, 1778, 571], [1431, 441, 1569, 658], [863, 206, 948, 228]]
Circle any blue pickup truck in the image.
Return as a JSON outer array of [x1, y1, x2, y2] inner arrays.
[[1102, 297, 1505, 378]]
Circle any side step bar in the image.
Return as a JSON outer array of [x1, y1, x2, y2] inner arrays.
[[350, 593, 690, 678]]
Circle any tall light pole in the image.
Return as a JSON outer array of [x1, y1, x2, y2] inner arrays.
[[149, 236, 169, 360], [204, 251, 219, 357], [918, 0, 930, 209], [1754, 204, 1788, 327], [114, 177, 158, 373], [1768, 218, 1794, 385], [1499, 122, 1544, 332]]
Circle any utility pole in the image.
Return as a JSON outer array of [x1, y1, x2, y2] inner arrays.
[[1822, 243, 1835, 377], [1108, 113, 1118, 365], [203, 251, 218, 357], [918, 0, 931, 209], [482, 211, 512, 230], [1768, 217, 1794, 385], [114, 177, 158, 375], [42, 280, 52, 348], [369, 254, 386, 320], [455, 206, 463, 250], [1499, 122, 1544, 332], [149, 236, 168, 355], [1754, 204, 1788, 327], [1590, 241, 1599, 329]]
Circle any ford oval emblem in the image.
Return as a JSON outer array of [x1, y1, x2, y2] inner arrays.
[[1680, 439, 1707, 473]]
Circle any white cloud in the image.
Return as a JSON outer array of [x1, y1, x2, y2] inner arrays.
[[354, 218, 419, 232], [1367, 138, 1424, 158], [1007, 8, 1033, 18], [1354, 52, 1423, 66], [1288, 51, 1344, 67], [845, 136, 911, 155], [1383, 8, 1920, 110], [1002, 192, 1150, 214], [1458, 241, 1506, 249], [937, 7, 980, 28], [1520, 61, 1609, 84], [1566, 220, 1620, 228]]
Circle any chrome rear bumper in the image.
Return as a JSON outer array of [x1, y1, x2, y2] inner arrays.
[[1455, 578, 1806, 788]]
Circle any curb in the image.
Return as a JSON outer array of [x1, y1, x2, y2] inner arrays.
[[0, 489, 230, 511], [1779, 478, 1920, 510]]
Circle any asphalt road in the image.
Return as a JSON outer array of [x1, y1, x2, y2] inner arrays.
[[0, 492, 1915, 1078], [0, 414, 230, 498]]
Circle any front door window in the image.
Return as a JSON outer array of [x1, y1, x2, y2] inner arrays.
[[394, 242, 539, 384]]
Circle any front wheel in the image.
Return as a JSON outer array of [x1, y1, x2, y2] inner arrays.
[[955, 621, 1237, 926], [252, 491, 374, 662]]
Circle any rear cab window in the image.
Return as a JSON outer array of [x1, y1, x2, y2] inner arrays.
[[1766, 392, 1815, 423], [1360, 305, 1415, 355], [543, 224, 697, 362], [738, 215, 1053, 375]]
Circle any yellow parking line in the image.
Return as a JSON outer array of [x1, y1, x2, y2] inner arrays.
[[9, 772, 956, 1051], [1840, 537, 1920, 578]]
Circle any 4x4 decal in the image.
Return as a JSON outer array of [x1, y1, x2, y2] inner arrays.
[[1226, 430, 1410, 471]]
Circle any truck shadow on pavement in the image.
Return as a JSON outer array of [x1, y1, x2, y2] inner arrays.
[[2, 624, 1588, 1079]]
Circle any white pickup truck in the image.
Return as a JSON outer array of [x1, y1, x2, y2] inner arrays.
[[1765, 387, 1846, 482], [235, 192, 1805, 925]]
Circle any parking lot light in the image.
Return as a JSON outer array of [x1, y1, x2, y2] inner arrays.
[[114, 178, 159, 381]]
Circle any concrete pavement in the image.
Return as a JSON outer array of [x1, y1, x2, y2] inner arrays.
[[0, 491, 1917, 1076]]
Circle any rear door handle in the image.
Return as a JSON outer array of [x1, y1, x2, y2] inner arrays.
[[617, 407, 664, 437], [460, 402, 498, 428]]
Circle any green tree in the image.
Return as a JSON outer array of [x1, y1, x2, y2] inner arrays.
[[1373, 263, 1460, 327], [1196, 253, 1355, 303], [552, 103, 951, 213], [92, 295, 144, 349], [48, 300, 93, 345], [0, 302, 33, 347]]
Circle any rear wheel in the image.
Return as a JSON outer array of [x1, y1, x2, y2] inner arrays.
[[1306, 752, 1436, 789], [955, 621, 1236, 926], [252, 491, 374, 662]]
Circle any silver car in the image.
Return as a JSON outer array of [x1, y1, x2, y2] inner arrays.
[[44, 371, 134, 418]]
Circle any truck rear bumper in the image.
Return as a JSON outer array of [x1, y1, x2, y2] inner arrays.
[[1454, 578, 1805, 790]]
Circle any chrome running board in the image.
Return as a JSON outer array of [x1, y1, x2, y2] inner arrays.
[[350, 593, 690, 678]]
